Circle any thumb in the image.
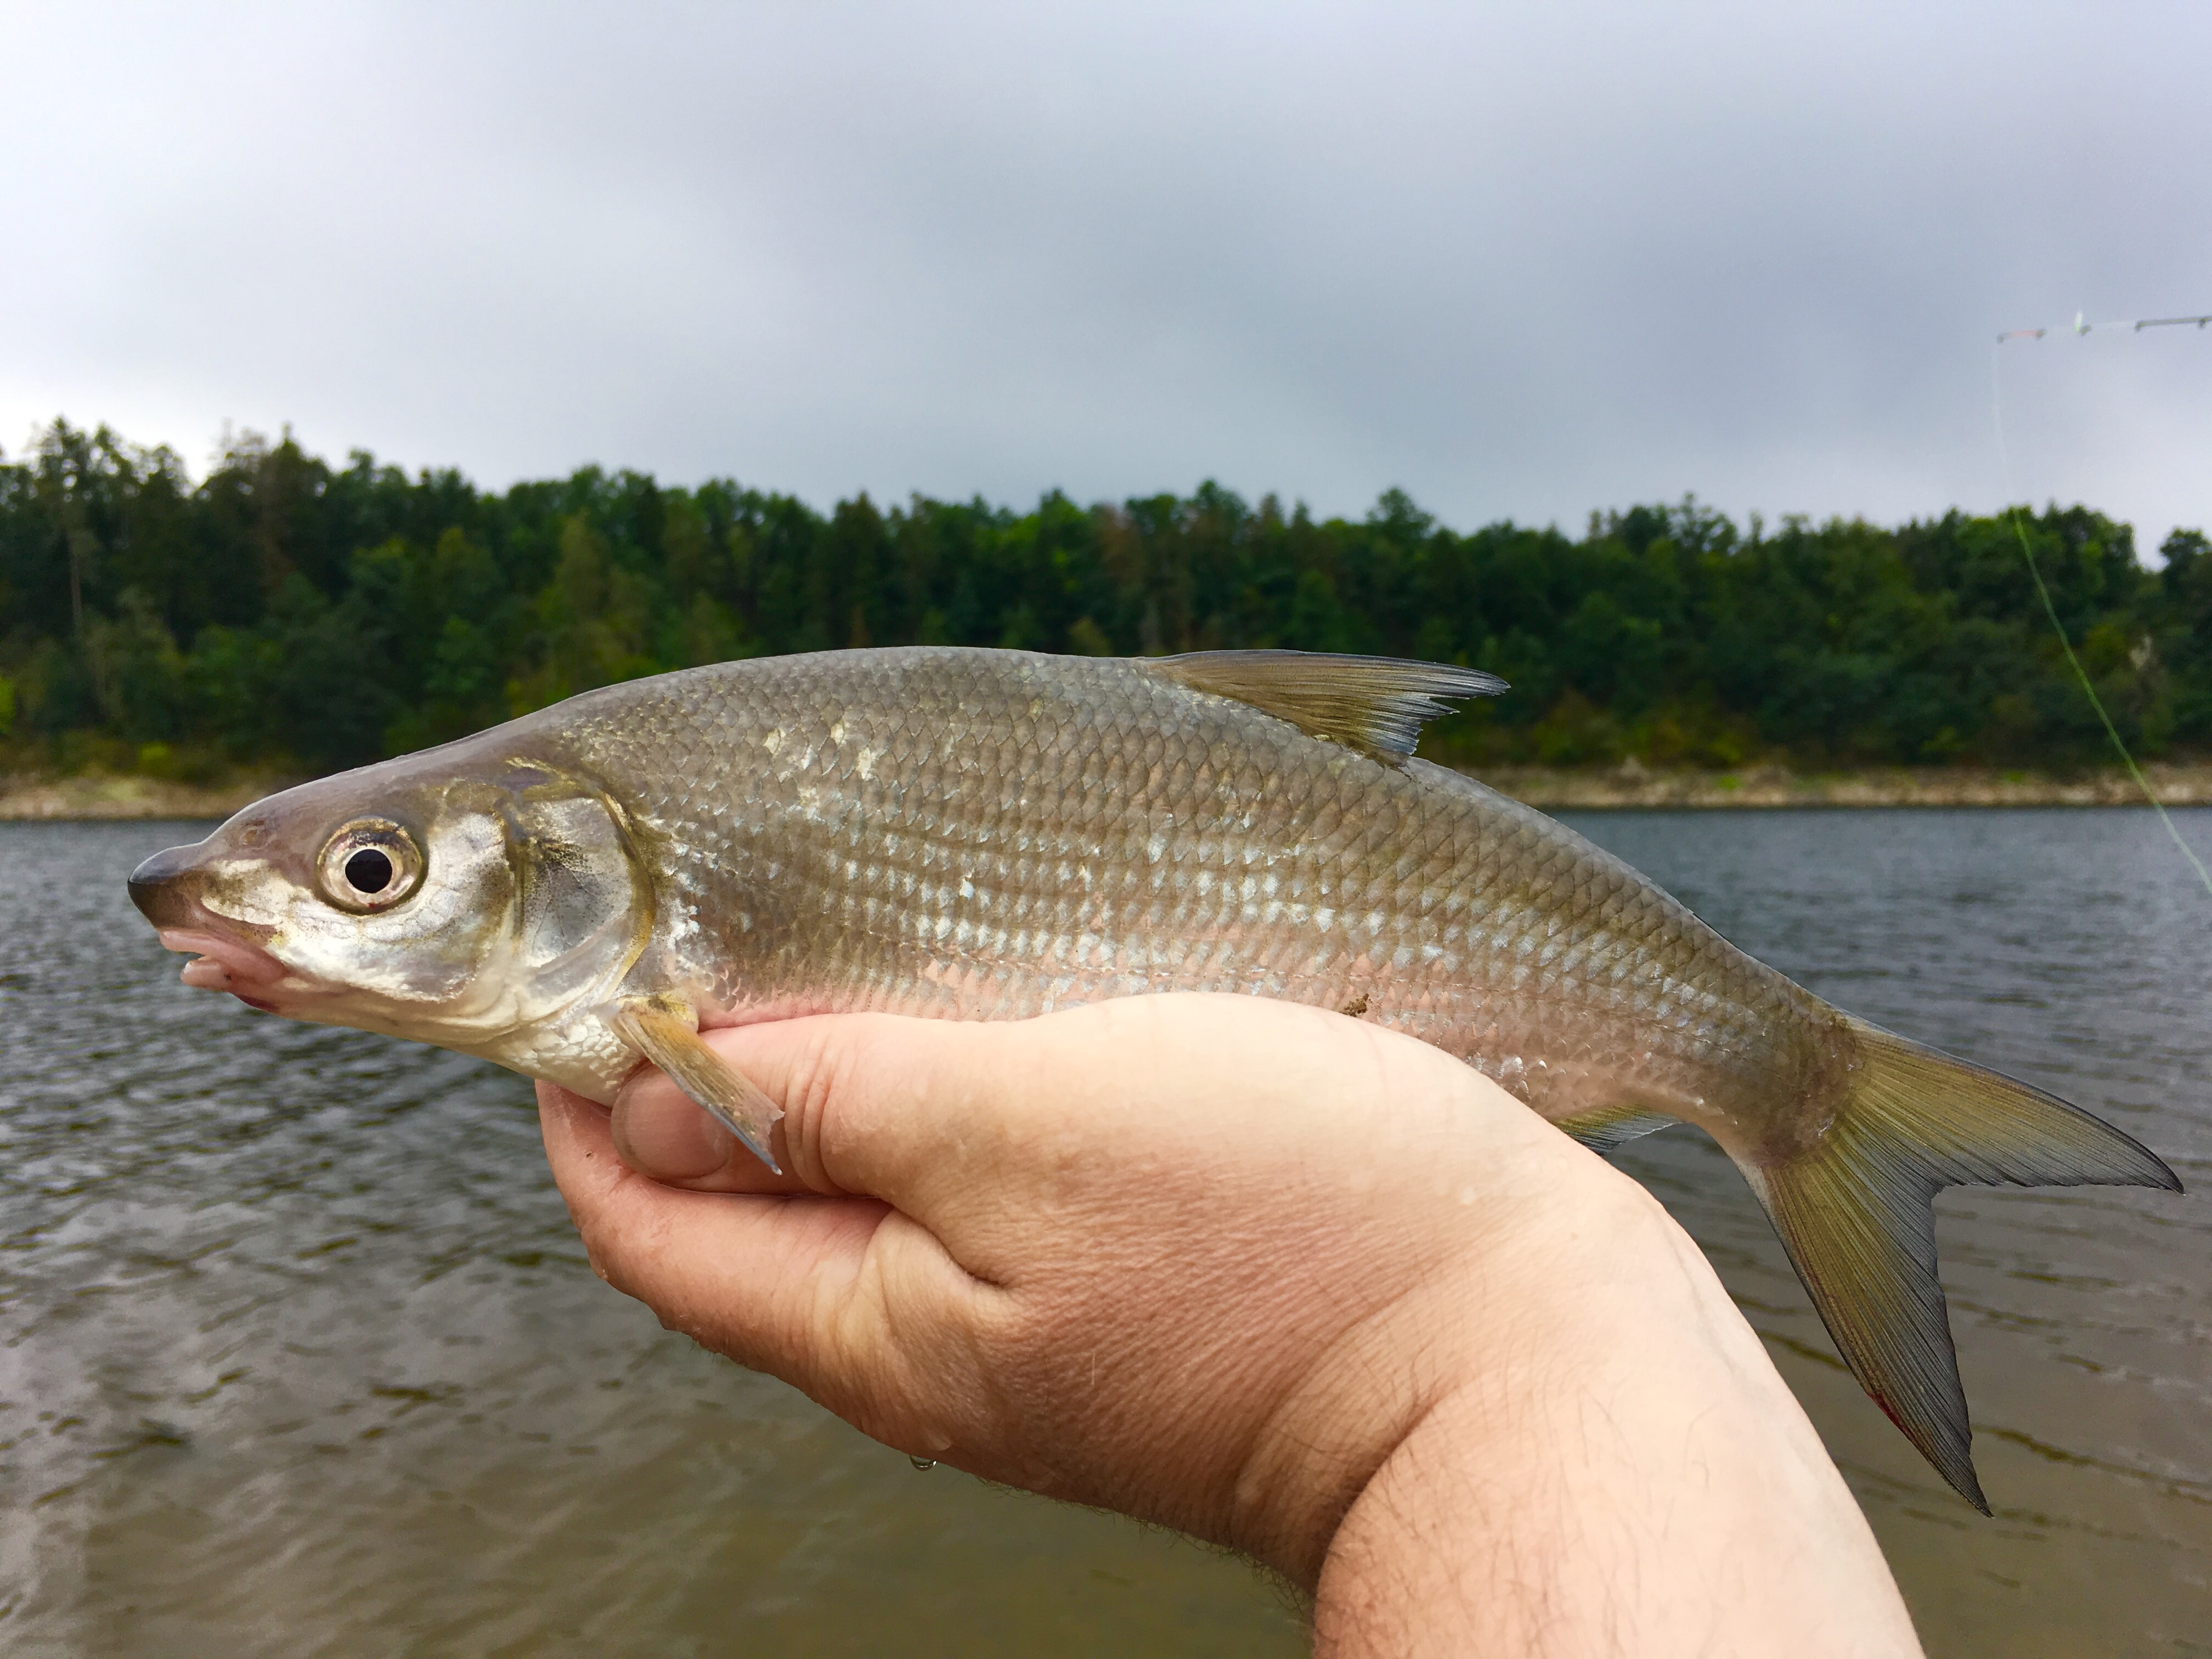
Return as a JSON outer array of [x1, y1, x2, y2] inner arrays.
[[611, 1012, 1013, 1207]]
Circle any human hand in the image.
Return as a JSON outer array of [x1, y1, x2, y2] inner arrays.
[[539, 995, 1920, 1657]]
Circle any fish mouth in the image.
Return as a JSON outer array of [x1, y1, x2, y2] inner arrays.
[[153, 926, 300, 1013], [132, 840, 311, 1013]]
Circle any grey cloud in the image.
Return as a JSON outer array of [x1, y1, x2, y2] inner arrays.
[[3, 1, 2207, 549]]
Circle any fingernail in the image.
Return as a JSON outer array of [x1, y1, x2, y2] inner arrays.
[[612, 1094, 736, 1180]]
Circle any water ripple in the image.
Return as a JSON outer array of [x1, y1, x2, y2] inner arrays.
[[4, 811, 2205, 1656]]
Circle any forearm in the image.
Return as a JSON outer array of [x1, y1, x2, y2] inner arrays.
[[1308, 1197, 1923, 1658]]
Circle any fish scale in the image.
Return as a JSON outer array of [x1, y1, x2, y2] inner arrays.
[[539, 649, 1803, 1136], [125, 644, 2181, 1511]]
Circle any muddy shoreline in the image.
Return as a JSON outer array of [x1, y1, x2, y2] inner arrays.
[[8, 761, 2212, 821], [1475, 760, 2212, 810], [0, 775, 304, 821]]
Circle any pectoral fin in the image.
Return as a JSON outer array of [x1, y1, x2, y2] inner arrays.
[[607, 997, 785, 1173]]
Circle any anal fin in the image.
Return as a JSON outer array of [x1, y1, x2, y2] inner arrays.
[[1555, 1105, 1677, 1158], [607, 996, 785, 1173]]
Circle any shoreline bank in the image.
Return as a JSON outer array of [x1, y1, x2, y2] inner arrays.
[[1482, 760, 2212, 810], [0, 775, 303, 821], [7, 763, 2212, 821]]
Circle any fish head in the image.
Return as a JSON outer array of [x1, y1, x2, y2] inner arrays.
[[127, 753, 651, 1049]]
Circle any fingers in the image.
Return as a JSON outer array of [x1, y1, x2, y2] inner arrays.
[[539, 1081, 986, 1445], [542, 1084, 854, 1320]]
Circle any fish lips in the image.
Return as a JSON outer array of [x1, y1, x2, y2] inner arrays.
[[129, 843, 296, 1012]]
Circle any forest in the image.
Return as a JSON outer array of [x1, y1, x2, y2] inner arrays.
[[2, 419, 2207, 780]]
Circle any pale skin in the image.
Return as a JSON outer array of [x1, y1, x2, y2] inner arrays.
[[538, 994, 1923, 1658]]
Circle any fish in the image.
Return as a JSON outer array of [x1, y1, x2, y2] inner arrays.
[[126, 645, 2180, 1510]]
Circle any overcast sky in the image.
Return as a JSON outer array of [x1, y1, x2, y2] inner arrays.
[[5, 2, 2207, 551]]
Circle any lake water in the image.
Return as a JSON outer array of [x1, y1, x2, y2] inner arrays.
[[2, 810, 2207, 1656]]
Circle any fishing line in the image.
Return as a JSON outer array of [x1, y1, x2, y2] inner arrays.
[[1989, 324, 2212, 899]]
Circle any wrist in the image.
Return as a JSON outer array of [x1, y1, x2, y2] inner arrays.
[[1287, 1171, 1922, 1657], [1223, 1127, 1671, 1588]]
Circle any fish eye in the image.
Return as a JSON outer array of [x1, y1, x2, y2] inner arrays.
[[345, 848, 393, 893], [317, 820, 424, 913]]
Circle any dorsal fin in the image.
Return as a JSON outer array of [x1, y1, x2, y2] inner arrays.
[[1146, 650, 1507, 761]]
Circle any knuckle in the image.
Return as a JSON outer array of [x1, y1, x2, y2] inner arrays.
[[787, 1019, 865, 1178]]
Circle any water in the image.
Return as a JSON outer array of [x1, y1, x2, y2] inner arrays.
[[1595, 809, 2212, 1657], [2, 812, 2206, 1656]]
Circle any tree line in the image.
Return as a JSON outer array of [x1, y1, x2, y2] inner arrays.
[[2, 419, 2207, 779]]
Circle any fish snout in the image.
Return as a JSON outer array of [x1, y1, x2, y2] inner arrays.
[[129, 843, 295, 1006], [128, 843, 207, 928]]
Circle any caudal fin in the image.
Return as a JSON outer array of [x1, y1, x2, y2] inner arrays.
[[1742, 1020, 2179, 1513]]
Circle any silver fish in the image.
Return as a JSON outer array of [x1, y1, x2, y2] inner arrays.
[[127, 646, 2178, 1509]]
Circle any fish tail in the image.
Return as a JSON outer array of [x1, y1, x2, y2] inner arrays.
[[1740, 1019, 2180, 1513]]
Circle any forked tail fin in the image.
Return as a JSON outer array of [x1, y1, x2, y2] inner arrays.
[[1742, 1020, 2180, 1513]]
